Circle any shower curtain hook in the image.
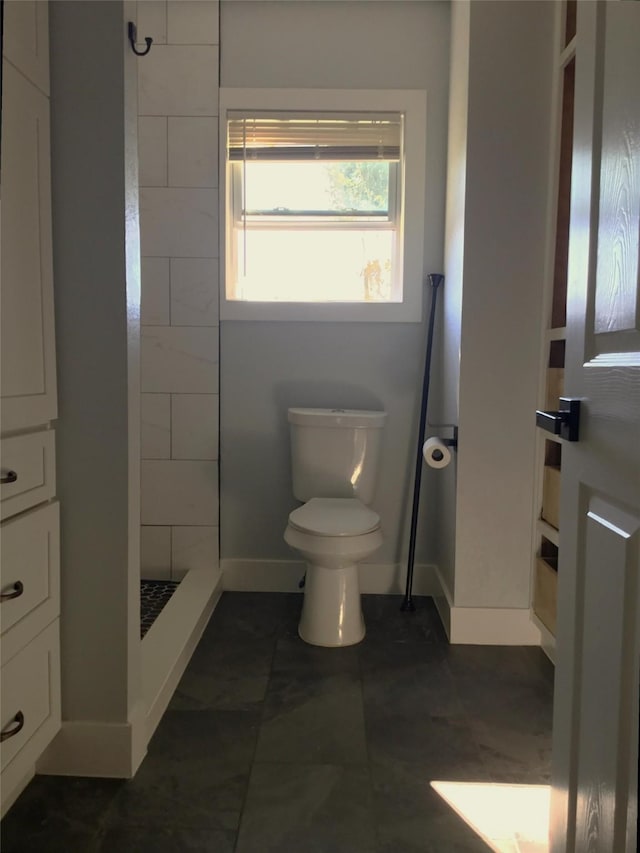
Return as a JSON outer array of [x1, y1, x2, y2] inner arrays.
[[128, 22, 153, 57]]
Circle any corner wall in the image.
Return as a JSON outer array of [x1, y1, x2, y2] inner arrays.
[[46, 0, 143, 774], [440, 0, 554, 618], [436, 0, 470, 598]]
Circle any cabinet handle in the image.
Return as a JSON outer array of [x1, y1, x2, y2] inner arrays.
[[1, 470, 18, 484], [1, 581, 24, 601], [0, 711, 25, 742]]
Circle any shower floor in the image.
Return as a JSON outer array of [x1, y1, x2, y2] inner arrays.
[[140, 579, 180, 638]]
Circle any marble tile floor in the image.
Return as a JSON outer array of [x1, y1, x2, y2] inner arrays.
[[1, 593, 555, 853]]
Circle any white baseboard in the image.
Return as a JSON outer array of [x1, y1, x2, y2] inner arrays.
[[37, 568, 223, 779], [221, 559, 440, 596], [433, 567, 453, 639], [432, 567, 542, 646], [36, 712, 146, 779], [1, 765, 35, 819]]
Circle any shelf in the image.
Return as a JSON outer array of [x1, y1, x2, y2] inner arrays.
[[533, 557, 558, 636], [559, 39, 576, 70], [541, 433, 563, 447], [546, 326, 567, 342], [537, 518, 559, 546]]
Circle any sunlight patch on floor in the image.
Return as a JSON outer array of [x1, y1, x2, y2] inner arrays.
[[431, 781, 550, 853]]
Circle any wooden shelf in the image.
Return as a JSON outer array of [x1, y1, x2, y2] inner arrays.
[[559, 39, 576, 70], [537, 518, 559, 546], [546, 326, 567, 342], [534, 557, 558, 636]]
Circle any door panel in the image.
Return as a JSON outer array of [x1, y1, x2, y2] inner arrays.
[[551, 3, 640, 852], [594, 5, 639, 337], [574, 497, 640, 851]]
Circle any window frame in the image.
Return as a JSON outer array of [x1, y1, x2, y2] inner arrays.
[[219, 88, 427, 323]]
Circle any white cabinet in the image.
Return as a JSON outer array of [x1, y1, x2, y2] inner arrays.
[[1, 11, 57, 432], [1, 1, 60, 817], [0, 431, 56, 521], [1, 0, 50, 95]]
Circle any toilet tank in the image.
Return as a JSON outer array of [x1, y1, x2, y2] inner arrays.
[[288, 408, 386, 504]]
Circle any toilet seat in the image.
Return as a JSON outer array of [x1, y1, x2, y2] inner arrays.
[[288, 497, 380, 537]]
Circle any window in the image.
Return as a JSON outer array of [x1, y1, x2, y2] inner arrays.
[[220, 89, 427, 322]]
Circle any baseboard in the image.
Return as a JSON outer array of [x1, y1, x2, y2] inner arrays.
[[1, 765, 35, 819], [450, 606, 542, 645], [36, 712, 146, 779], [36, 568, 222, 779], [142, 567, 223, 741], [221, 559, 440, 596], [433, 566, 453, 640], [431, 568, 542, 645]]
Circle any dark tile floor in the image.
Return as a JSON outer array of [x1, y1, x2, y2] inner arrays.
[[1, 593, 554, 853]]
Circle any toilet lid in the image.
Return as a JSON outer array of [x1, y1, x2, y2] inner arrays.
[[288, 498, 380, 537]]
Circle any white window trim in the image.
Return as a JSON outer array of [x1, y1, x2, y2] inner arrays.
[[219, 88, 427, 323]]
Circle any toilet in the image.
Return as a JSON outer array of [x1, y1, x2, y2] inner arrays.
[[284, 407, 386, 647]]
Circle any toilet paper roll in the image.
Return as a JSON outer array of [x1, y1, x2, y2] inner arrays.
[[423, 436, 452, 469]]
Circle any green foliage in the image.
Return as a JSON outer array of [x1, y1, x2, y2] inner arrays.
[[325, 161, 389, 212]]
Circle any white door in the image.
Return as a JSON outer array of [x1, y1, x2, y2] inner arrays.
[[550, 2, 640, 852]]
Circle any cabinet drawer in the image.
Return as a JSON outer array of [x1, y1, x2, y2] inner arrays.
[[0, 431, 55, 520], [1, 620, 60, 774], [1, 503, 60, 665]]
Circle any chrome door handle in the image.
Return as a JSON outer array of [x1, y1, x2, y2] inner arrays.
[[536, 397, 581, 442]]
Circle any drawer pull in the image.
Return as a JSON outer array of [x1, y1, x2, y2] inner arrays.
[[1, 581, 24, 601], [1, 470, 18, 484], [0, 711, 25, 742]]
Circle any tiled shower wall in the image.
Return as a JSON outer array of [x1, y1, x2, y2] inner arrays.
[[137, 0, 220, 580]]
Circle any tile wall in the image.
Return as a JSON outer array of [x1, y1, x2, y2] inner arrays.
[[137, 0, 220, 580]]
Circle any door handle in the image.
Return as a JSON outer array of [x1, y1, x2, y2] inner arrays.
[[536, 397, 581, 442]]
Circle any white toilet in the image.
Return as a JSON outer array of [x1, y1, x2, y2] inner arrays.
[[284, 407, 386, 647]]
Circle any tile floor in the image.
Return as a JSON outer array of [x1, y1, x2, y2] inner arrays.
[[0, 593, 554, 852]]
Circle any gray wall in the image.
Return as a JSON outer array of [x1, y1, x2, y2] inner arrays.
[[50, 0, 141, 722], [436, 0, 468, 596], [454, 0, 552, 608], [439, 0, 554, 609], [219, 1, 451, 567]]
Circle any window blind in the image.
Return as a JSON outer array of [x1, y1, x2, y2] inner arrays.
[[227, 111, 402, 162]]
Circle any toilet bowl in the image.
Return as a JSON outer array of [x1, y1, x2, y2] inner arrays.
[[284, 407, 386, 648], [285, 497, 382, 646]]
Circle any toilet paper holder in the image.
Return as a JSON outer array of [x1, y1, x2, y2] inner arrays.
[[427, 423, 458, 450]]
